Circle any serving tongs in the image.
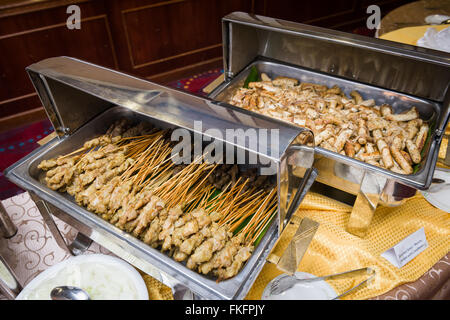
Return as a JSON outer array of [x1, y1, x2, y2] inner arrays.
[[267, 267, 376, 299]]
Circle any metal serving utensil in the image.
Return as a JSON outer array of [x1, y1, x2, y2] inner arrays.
[[50, 286, 90, 300], [268, 267, 375, 299]]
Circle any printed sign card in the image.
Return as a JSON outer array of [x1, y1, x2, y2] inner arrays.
[[381, 228, 428, 268]]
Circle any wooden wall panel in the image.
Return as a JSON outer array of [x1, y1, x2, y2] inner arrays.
[[0, 0, 118, 131], [254, 0, 357, 25], [116, 0, 252, 78], [254, 0, 413, 32], [0, 0, 414, 132], [0, 17, 117, 112]]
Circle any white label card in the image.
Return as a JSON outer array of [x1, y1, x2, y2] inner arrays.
[[381, 228, 428, 268]]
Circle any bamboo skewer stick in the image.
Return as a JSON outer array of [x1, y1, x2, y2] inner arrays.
[[58, 146, 91, 159], [240, 189, 277, 242], [153, 159, 215, 209], [218, 188, 266, 225], [164, 168, 210, 208], [229, 189, 274, 233], [220, 178, 249, 217], [184, 184, 215, 213], [219, 192, 266, 227], [183, 163, 219, 204], [248, 198, 276, 238], [250, 203, 277, 244], [134, 145, 173, 186], [204, 181, 233, 213], [208, 177, 243, 213], [243, 190, 275, 233]]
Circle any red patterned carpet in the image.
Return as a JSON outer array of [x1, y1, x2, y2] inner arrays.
[[0, 68, 223, 200]]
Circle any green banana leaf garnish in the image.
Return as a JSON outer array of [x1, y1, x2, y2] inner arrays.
[[243, 66, 259, 89]]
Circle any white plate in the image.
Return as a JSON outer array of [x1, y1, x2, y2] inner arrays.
[[16, 254, 149, 300], [421, 168, 450, 213], [261, 272, 338, 300]]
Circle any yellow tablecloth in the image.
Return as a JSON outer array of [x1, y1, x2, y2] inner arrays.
[[140, 272, 174, 300], [245, 192, 450, 300], [379, 24, 450, 45]]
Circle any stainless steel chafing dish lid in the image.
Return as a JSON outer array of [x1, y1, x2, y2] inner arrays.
[[221, 12, 450, 137], [25, 56, 315, 234]]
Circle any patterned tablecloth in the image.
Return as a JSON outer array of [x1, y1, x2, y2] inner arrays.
[[0, 192, 448, 300]]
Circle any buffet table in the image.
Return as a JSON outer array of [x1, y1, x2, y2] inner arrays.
[[1, 187, 448, 300]]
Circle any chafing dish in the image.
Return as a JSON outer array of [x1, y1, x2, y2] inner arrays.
[[209, 12, 450, 237], [4, 56, 317, 299]]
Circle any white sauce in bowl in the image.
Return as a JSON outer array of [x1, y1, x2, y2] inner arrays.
[[16, 254, 148, 300]]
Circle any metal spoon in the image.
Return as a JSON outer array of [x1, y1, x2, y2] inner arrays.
[[50, 286, 90, 300]]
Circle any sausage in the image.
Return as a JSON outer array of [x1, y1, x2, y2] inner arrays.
[[350, 91, 363, 104], [406, 139, 421, 164], [260, 73, 271, 82], [372, 129, 394, 168], [315, 128, 333, 146], [401, 150, 413, 166], [344, 141, 356, 158], [415, 124, 429, 152], [360, 151, 381, 162], [380, 104, 392, 117], [385, 107, 419, 122], [334, 129, 353, 152], [390, 146, 413, 174]]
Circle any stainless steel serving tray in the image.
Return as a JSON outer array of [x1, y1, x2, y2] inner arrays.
[[5, 106, 283, 300], [210, 58, 442, 190]]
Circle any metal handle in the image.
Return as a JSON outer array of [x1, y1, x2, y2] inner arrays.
[[0, 202, 17, 239], [298, 267, 372, 283], [331, 267, 376, 300], [283, 167, 316, 226]]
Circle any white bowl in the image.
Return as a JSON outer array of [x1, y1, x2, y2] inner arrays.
[[16, 254, 149, 300]]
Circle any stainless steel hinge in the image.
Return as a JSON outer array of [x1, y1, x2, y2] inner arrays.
[[225, 70, 234, 81]]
